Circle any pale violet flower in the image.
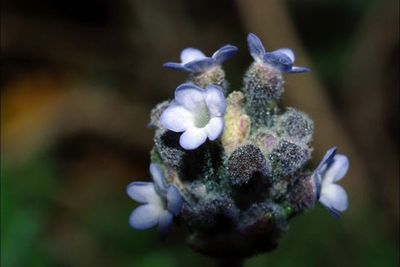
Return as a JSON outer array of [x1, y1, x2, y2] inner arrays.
[[127, 163, 183, 236], [313, 147, 349, 217], [160, 83, 226, 150], [163, 45, 238, 73], [247, 33, 310, 73]]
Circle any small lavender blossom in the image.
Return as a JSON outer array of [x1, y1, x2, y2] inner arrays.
[[163, 45, 238, 73], [160, 83, 226, 150], [313, 147, 349, 217], [247, 33, 310, 73], [127, 163, 183, 236]]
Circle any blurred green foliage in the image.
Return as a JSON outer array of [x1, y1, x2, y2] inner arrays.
[[1, 157, 57, 267]]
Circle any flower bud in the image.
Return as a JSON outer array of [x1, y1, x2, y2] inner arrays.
[[221, 91, 250, 154], [277, 108, 314, 144], [182, 196, 239, 233], [227, 144, 268, 186], [243, 62, 283, 127], [269, 140, 311, 177]]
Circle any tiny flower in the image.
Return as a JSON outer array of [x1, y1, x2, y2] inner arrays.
[[163, 45, 238, 73], [127, 163, 183, 236], [247, 33, 310, 73], [160, 83, 226, 150], [313, 147, 349, 217]]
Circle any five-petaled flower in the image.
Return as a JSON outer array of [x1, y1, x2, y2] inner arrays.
[[313, 147, 349, 217], [163, 45, 238, 73], [127, 163, 183, 236], [160, 83, 226, 150], [247, 33, 310, 73]]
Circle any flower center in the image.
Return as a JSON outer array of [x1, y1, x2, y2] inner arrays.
[[194, 105, 211, 128]]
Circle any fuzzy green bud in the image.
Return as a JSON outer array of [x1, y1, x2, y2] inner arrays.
[[243, 62, 283, 128]]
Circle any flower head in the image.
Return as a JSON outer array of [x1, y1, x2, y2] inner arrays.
[[163, 45, 238, 73], [247, 33, 310, 73], [127, 163, 183, 236], [313, 147, 349, 217], [160, 83, 226, 150]]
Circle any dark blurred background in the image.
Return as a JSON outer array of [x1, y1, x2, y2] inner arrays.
[[1, 0, 399, 266]]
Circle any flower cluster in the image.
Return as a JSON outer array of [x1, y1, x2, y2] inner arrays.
[[126, 33, 350, 259]]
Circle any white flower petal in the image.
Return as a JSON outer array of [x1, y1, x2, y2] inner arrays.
[[127, 182, 159, 204], [175, 83, 206, 112], [204, 85, 226, 117], [180, 48, 206, 64], [205, 117, 224, 141], [129, 204, 163, 230], [273, 48, 295, 62], [179, 126, 208, 150], [324, 155, 349, 184], [160, 102, 194, 132], [150, 163, 168, 194], [320, 184, 348, 212]]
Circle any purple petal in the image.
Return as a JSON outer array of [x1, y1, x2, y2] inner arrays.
[[163, 62, 188, 72], [180, 48, 206, 64], [167, 186, 183, 216], [286, 66, 311, 73], [205, 117, 224, 141], [204, 85, 226, 117], [174, 83, 205, 111], [313, 172, 322, 200], [316, 147, 337, 173], [263, 52, 293, 72], [247, 33, 266, 61], [160, 102, 194, 132], [179, 126, 208, 150], [273, 48, 295, 62], [127, 182, 158, 204], [150, 163, 168, 194], [184, 58, 215, 73], [129, 204, 162, 230], [158, 211, 173, 238], [212, 44, 238, 64]]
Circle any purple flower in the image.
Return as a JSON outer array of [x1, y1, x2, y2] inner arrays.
[[160, 83, 226, 150], [163, 45, 238, 73], [313, 147, 349, 218], [127, 163, 183, 236], [247, 33, 310, 73]]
